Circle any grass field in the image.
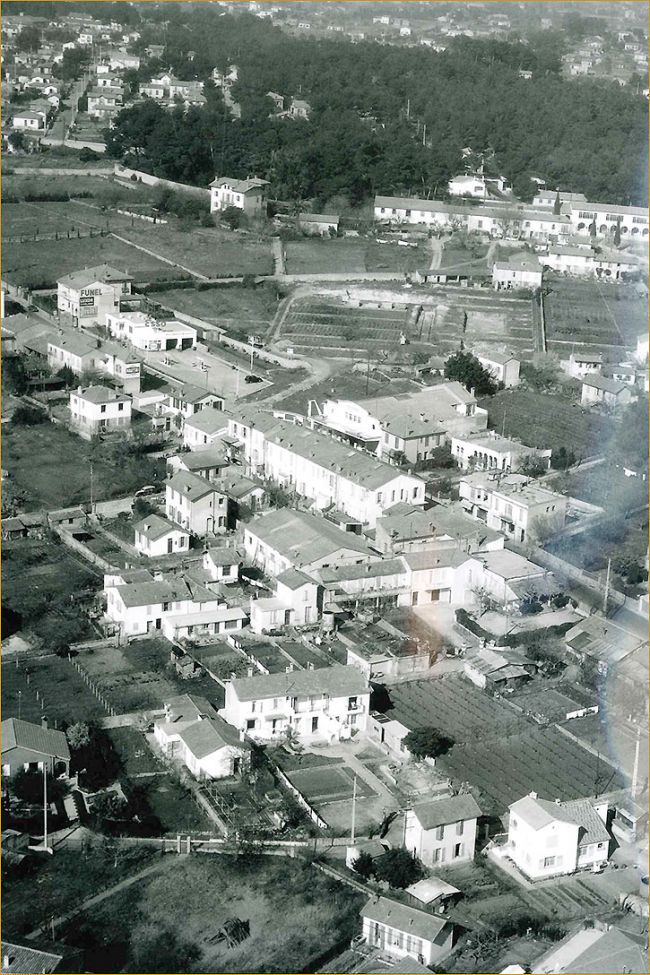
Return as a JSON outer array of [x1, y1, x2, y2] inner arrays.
[[285, 236, 429, 275], [2, 656, 104, 725], [479, 387, 616, 455], [3, 421, 165, 511], [149, 282, 280, 338], [79, 637, 225, 713], [439, 725, 626, 815], [385, 674, 528, 743], [544, 278, 647, 355], [120, 224, 274, 278], [107, 727, 164, 776], [2, 845, 154, 942], [57, 855, 364, 974], [3, 233, 180, 288]]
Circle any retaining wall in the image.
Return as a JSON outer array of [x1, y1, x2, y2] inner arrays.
[[114, 164, 210, 201]]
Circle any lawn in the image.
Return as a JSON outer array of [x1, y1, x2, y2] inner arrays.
[[1, 656, 104, 725], [107, 727, 164, 777], [119, 224, 274, 278], [2, 845, 155, 942], [547, 462, 648, 513], [3, 233, 180, 289], [284, 236, 429, 275], [384, 674, 528, 744], [287, 765, 375, 803], [478, 388, 616, 455], [148, 282, 280, 339], [3, 421, 165, 511], [544, 277, 647, 354], [79, 637, 226, 713], [438, 725, 626, 816], [57, 854, 364, 973]]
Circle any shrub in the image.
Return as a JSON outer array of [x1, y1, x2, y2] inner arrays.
[[403, 727, 455, 759], [351, 851, 375, 879], [12, 405, 48, 426], [373, 848, 424, 888]]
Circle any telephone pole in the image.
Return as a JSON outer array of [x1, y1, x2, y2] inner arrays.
[[603, 557, 612, 615], [350, 775, 357, 844]]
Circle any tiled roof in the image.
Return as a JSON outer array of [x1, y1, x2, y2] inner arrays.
[[2, 719, 70, 762], [57, 263, 131, 289], [230, 664, 369, 703], [135, 514, 189, 542], [245, 508, 372, 567], [1, 942, 63, 974], [360, 896, 450, 942], [411, 793, 482, 829], [179, 715, 245, 759], [167, 470, 220, 502]]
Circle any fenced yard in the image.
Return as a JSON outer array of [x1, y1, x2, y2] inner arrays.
[[78, 638, 226, 713], [1, 656, 104, 725]]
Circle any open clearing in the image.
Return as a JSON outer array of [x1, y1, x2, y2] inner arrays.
[[1, 656, 104, 726], [544, 277, 647, 355], [478, 387, 616, 455], [284, 236, 429, 275], [79, 638, 225, 713], [148, 283, 280, 340], [3, 422, 164, 511], [438, 725, 626, 815], [57, 855, 364, 974], [385, 674, 528, 743], [120, 224, 274, 278], [287, 764, 375, 803]]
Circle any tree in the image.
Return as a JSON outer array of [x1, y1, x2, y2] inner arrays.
[[14, 24, 41, 52], [69, 724, 121, 791], [57, 365, 78, 388], [402, 727, 455, 760], [550, 446, 576, 470], [351, 851, 375, 879], [92, 791, 129, 822], [8, 130, 27, 152], [53, 47, 91, 82], [589, 218, 597, 240], [518, 454, 548, 478], [553, 189, 562, 215], [610, 397, 648, 474], [12, 768, 65, 804], [2, 356, 29, 395], [11, 405, 48, 426], [444, 351, 498, 396], [66, 722, 91, 750], [221, 205, 243, 230], [373, 848, 424, 889], [132, 498, 155, 519], [125, 924, 200, 973], [613, 217, 622, 247]]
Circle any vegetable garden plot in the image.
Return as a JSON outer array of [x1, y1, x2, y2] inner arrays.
[[287, 764, 375, 803]]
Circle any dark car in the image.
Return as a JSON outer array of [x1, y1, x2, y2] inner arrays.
[[244, 375, 263, 384]]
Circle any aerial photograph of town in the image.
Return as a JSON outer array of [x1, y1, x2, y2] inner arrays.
[[0, 0, 648, 972]]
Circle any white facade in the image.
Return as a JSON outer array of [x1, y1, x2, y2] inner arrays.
[[222, 666, 370, 743], [361, 898, 453, 967], [476, 353, 520, 387], [405, 795, 482, 867], [69, 386, 131, 439], [166, 473, 227, 536], [564, 351, 603, 379], [448, 174, 487, 198], [544, 247, 640, 280], [209, 176, 269, 216], [57, 267, 132, 324], [492, 259, 543, 290], [459, 473, 566, 543], [106, 312, 197, 352], [505, 793, 610, 880], [134, 515, 190, 557], [12, 111, 46, 130], [249, 571, 320, 633], [451, 433, 550, 472]]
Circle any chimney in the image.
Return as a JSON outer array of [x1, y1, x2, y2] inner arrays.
[[470, 387, 476, 398], [41, 716, 48, 730], [239, 729, 246, 742], [4, 954, 14, 969], [529, 791, 537, 799], [247, 666, 254, 677], [307, 662, 314, 671]]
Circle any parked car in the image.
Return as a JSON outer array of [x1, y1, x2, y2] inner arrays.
[[244, 375, 263, 384], [134, 484, 159, 498]]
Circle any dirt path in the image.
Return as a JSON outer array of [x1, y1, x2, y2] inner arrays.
[[429, 236, 443, 270], [25, 860, 168, 941]]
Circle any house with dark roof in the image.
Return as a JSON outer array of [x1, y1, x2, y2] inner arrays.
[[2, 718, 70, 778], [222, 664, 370, 743], [209, 175, 269, 217], [504, 791, 611, 879], [1, 941, 83, 974], [360, 896, 454, 967], [405, 793, 483, 867]]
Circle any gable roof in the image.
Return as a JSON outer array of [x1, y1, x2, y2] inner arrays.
[[164, 694, 218, 723], [167, 470, 220, 502], [361, 896, 450, 943], [2, 719, 70, 762], [174, 447, 229, 471], [532, 926, 648, 974], [135, 514, 190, 542], [74, 385, 130, 405], [509, 794, 609, 845], [230, 664, 368, 703], [1, 942, 64, 974], [178, 715, 246, 759], [276, 568, 316, 590], [245, 508, 372, 567], [57, 263, 132, 289], [411, 793, 482, 829], [582, 374, 630, 395]]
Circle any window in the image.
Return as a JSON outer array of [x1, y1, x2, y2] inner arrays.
[[543, 856, 556, 868], [432, 848, 443, 863], [510, 816, 518, 830], [456, 820, 464, 836], [453, 843, 463, 858], [246, 718, 256, 730], [435, 825, 444, 841], [100, 405, 106, 414]]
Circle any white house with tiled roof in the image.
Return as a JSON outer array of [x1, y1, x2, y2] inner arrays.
[[505, 791, 611, 879], [405, 793, 482, 866], [166, 471, 227, 536], [360, 896, 454, 967], [222, 664, 370, 742], [209, 175, 269, 216], [2, 718, 70, 778], [154, 694, 249, 779], [133, 513, 190, 558], [68, 385, 131, 439]]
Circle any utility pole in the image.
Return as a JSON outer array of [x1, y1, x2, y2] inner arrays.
[[406, 98, 410, 119], [350, 774, 357, 844], [603, 557, 612, 615], [422, 124, 427, 147], [43, 764, 49, 851], [631, 729, 641, 797], [501, 411, 507, 439]]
